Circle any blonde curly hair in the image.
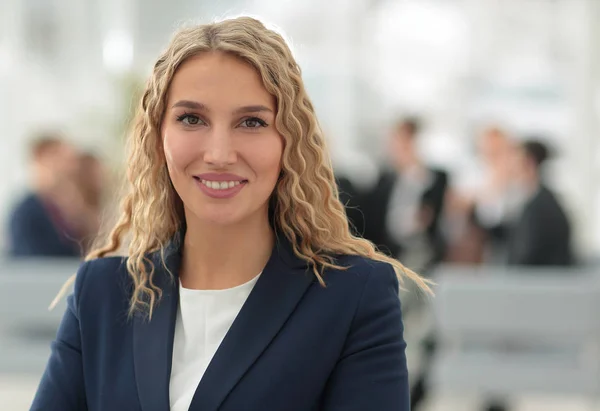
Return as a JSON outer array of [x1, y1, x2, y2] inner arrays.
[[53, 17, 431, 318]]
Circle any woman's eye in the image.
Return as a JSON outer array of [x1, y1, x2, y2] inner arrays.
[[240, 118, 267, 128], [177, 114, 202, 126]]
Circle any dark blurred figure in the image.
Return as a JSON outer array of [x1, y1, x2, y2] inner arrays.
[[334, 149, 380, 237], [336, 175, 366, 236], [506, 139, 574, 266], [360, 117, 448, 411], [363, 116, 448, 271], [7, 134, 82, 257]]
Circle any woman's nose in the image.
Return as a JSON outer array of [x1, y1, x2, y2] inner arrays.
[[203, 127, 237, 167]]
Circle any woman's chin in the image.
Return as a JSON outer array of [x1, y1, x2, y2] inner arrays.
[[194, 208, 244, 227], [185, 202, 268, 228]]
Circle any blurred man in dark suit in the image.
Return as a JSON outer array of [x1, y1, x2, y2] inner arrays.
[[362, 116, 448, 272], [359, 116, 448, 411]]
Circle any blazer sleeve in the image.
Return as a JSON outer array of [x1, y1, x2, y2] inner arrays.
[[321, 262, 409, 411], [30, 262, 90, 411]]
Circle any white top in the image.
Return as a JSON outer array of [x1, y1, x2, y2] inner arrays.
[[386, 165, 433, 244], [169, 274, 260, 411]]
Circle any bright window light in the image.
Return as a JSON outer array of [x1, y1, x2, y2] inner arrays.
[[102, 29, 133, 73]]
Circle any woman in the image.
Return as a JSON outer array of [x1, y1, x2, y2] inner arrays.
[[31, 17, 429, 411]]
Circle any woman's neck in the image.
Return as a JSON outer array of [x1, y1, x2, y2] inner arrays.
[[180, 210, 274, 290]]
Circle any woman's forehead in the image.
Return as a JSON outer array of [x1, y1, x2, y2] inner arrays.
[[167, 53, 275, 110]]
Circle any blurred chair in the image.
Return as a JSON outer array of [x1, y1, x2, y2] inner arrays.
[[0, 259, 79, 375], [430, 266, 600, 408]]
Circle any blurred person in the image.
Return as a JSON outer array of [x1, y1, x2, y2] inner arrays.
[[74, 152, 107, 252], [7, 134, 83, 257], [363, 116, 449, 272], [477, 126, 514, 182], [31, 17, 431, 411], [360, 116, 448, 411], [442, 190, 488, 264], [444, 126, 519, 265], [506, 139, 574, 266], [482, 139, 574, 411], [334, 149, 380, 237], [336, 174, 366, 236], [77, 153, 106, 211], [472, 126, 521, 262]]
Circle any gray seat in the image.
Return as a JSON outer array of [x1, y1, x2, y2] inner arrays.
[[430, 265, 600, 405], [0, 259, 80, 374]]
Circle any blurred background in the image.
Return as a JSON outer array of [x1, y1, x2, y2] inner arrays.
[[2, 0, 600, 410]]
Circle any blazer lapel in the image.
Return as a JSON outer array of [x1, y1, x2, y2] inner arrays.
[[133, 240, 182, 411], [188, 235, 314, 411]]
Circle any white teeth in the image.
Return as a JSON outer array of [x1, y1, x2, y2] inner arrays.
[[200, 180, 242, 190]]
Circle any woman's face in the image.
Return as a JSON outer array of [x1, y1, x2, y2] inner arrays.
[[162, 52, 283, 227]]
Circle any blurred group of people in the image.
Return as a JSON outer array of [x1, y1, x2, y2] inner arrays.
[[7, 120, 573, 272], [6, 133, 107, 258], [339, 118, 575, 275], [337, 117, 575, 411], [446, 126, 574, 268]]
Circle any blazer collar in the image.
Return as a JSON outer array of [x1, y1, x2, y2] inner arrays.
[[133, 237, 181, 411], [133, 230, 314, 411]]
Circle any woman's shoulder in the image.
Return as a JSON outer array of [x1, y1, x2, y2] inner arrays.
[[326, 254, 398, 289], [79, 256, 129, 281], [321, 255, 402, 326], [72, 256, 131, 305], [333, 254, 394, 273]]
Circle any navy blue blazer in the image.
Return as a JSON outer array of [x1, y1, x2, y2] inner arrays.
[[31, 234, 409, 411]]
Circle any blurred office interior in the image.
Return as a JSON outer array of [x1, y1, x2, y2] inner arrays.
[[1, 0, 600, 410]]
